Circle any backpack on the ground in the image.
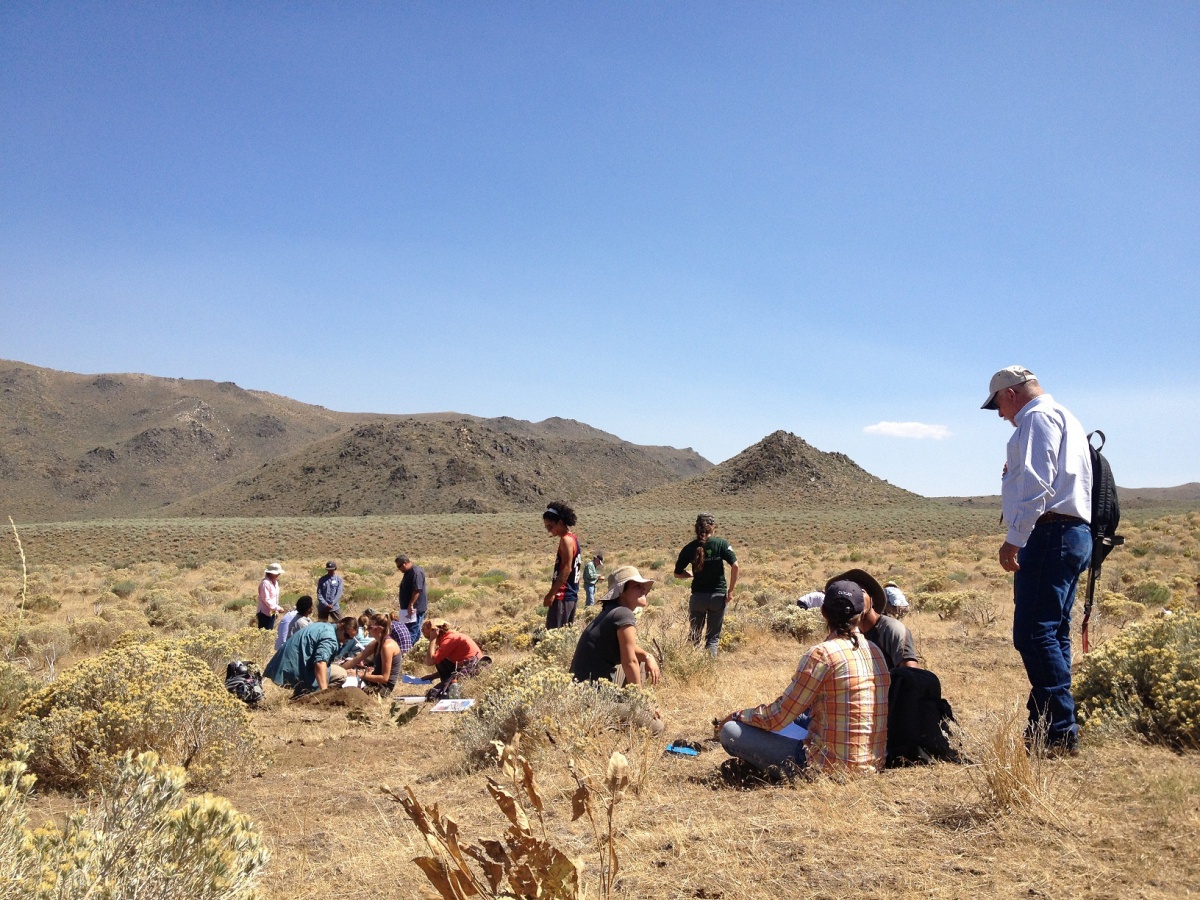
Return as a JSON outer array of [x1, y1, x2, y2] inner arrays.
[[1082, 431, 1125, 652], [886, 666, 962, 767], [225, 660, 264, 706]]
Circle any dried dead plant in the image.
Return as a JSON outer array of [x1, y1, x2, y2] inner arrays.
[[965, 708, 1072, 828], [567, 749, 631, 899], [8, 517, 28, 658], [384, 733, 586, 899]]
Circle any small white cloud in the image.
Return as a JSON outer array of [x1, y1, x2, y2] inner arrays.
[[863, 421, 952, 440]]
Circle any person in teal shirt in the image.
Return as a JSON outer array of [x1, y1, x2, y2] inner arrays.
[[674, 513, 739, 656], [263, 607, 346, 697]]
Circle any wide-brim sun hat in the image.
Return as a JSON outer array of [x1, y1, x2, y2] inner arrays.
[[265, 563, 284, 576], [600, 565, 655, 603], [826, 569, 886, 615]]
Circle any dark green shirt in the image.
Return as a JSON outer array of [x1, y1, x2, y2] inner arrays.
[[674, 537, 737, 595]]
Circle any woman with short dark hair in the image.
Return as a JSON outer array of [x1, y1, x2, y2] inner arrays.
[[541, 500, 581, 629]]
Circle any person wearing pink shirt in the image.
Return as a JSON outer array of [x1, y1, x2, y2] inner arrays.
[[257, 562, 285, 630]]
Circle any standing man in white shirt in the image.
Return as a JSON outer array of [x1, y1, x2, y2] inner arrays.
[[983, 366, 1092, 754]]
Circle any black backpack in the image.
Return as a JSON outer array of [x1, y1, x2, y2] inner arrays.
[[886, 666, 962, 767], [225, 660, 265, 706], [1081, 431, 1125, 652], [1087, 431, 1123, 570]]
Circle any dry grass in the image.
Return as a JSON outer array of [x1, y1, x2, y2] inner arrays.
[[1, 508, 1198, 898]]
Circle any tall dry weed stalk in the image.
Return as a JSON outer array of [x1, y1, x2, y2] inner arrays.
[[8, 517, 28, 658], [387, 733, 635, 900]]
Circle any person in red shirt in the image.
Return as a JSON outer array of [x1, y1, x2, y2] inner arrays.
[[419, 618, 487, 693]]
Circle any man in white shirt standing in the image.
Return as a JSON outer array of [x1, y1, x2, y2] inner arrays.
[[983, 366, 1092, 754]]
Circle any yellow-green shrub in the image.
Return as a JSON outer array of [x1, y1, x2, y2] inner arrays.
[[764, 604, 825, 641], [142, 588, 191, 630], [166, 626, 275, 675], [0, 747, 267, 900], [453, 652, 657, 767], [6, 639, 260, 791], [912, 590, 976, 619], [0, 661, 36, 727], [1075, 611, 1200, 749], [1096, 591, 1147, 626]]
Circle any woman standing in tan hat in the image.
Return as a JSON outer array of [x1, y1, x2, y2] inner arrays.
[[256, 563, 285, 630], [569, 566, 661, 687]]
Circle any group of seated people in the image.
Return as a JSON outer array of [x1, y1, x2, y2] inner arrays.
[[263, 600, 485, 699], [570, 564, 917, 776], [263, 560, 916, 779]]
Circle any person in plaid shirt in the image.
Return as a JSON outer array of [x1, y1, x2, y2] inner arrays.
[[720, 575, 890, 775]]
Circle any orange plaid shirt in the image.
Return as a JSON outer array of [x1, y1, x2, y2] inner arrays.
[[738, 631, 890, 774]]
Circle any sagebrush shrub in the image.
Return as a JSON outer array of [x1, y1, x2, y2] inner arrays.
[[1127, 580, 1171, 608], [453, 652, 657, 767], [762, 604, 824, 642], [912, 590, 977, 619], [142, 588, 192, 630], [0, 661, 36, 727], [109, 578, 138, 599], [1075, 610, 1200, 749], [0, 747, 268, 900], [7, 639, 260, 791]]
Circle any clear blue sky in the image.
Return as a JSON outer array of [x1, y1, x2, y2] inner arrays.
[[2, 3, 1197, 496]]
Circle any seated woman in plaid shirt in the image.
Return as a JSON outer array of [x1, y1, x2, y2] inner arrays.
[[719, 575, 891, 776]]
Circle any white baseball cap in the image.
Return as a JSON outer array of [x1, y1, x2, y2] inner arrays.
[[982, 365, 1036, 410]]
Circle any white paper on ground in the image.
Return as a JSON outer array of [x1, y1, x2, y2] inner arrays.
[[342, 676, 360, 689], [430, 699, 476, 713], [394, 695, 424, 704]]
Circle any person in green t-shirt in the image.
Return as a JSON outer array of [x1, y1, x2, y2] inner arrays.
[[673, 513, 739, 656], [582, 551, 604, 607]]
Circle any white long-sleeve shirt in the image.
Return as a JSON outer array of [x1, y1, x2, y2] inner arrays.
[[1001, 393, 1092, 548]]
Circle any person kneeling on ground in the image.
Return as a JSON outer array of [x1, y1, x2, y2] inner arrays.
[[419, 619, 487, 694], [263, 605, 346, 698], [570, 565, 661, 687], [332, 616, 365, 663], [570, 565, 664, 736], [341, 612, 407, 696], [720, 577, 890, 776]]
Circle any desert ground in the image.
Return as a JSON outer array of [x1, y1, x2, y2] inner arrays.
[[3, 506, 1198, 899]]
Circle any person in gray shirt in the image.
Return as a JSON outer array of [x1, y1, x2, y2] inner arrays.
[[826, 568, 919, 670]]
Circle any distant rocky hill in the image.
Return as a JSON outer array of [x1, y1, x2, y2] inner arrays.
[[0, 359, 355, 521], [631, 430, 920, 510], [166, 417, 711, 517], [1, 359, 710, 521]]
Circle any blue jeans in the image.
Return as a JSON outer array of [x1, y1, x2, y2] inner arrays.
[[720, 720, 807, 771], [1013, 521, 1092, 746], [689, 592, 727, 654], [584, 582, 596, 607], [405, 611, 425, 646]]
